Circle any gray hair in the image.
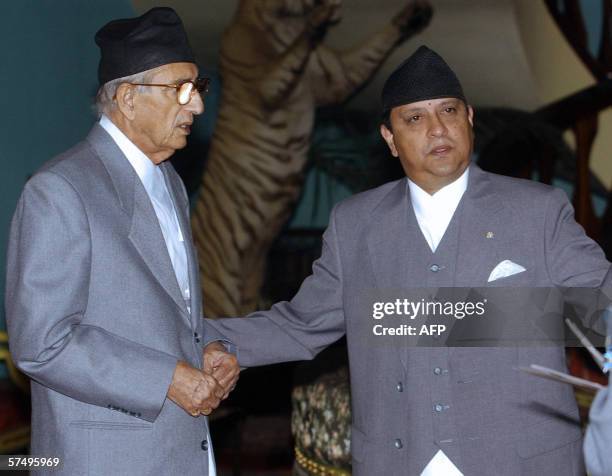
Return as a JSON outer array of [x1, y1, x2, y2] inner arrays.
[[94, 70, 153, 118]]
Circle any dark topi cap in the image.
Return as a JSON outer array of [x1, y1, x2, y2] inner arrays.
[[381, 45, 466, 113], [95, 7, 195, 85]]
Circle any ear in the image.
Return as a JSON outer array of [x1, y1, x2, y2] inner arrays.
[[467, 105, 474, 127], [380, 124, 398, 157], [115, 83, 137, 120]]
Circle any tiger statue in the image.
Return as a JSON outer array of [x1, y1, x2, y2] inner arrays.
[[192, 0, 433, 317]]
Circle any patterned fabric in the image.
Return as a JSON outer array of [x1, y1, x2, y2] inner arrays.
[[292, 366, 352, 473]]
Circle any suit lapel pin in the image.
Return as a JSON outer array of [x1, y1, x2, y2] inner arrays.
[[485, 231, 494, 239]]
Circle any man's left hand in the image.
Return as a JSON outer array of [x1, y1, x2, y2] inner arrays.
[[203, 341, 240, 399]]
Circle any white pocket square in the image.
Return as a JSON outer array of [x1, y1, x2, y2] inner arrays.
[[487, 260, 526, 282], [420, 450, 464, 476]]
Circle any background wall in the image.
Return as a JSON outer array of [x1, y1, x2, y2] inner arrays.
[[0, 0, 135, 376], [515, 0, 612, 188]]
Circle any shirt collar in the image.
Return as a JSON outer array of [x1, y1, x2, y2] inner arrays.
[[408, 166, 469, 214], [99, 114, 159, 193]]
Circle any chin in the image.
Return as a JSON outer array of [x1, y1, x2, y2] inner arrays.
[[171, 138, 188, 150], [429, 163, 458, 177], [434, 158, 467, 174]]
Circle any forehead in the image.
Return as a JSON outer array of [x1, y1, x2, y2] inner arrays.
[[148, 62, 198, 82], [393, 97, 463, 114]]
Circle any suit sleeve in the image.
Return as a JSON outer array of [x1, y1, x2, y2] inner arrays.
[[543, 188, 612, 333], [5, 171, 178, 422], [206, 206, 346, 367], [200, 319, 236, 354]]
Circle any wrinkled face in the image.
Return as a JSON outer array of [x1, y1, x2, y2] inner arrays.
[[131, 62, 204, 163], [380, 97, 474, 194]]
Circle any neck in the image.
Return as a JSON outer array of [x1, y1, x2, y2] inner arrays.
[[106, 111, 171, 165], [410, 166, 469, 195]]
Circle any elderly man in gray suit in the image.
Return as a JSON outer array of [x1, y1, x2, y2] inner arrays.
[[5, 8, 239, 475], [208, 46, 612, 475]]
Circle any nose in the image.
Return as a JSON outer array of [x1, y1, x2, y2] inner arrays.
[[428, 113, 447, 137], [186, 90, 204, 115]]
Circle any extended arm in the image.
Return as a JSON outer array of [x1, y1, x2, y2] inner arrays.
[[544, 188, 612, 333], [206, 206, 346, 367]]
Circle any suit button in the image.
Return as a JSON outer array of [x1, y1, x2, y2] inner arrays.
[[430, 264, 440, 272], [394, 438, 403, 449], [396, 382, 403, 392], [194, 332, 199, 337], [195, 338, 201, 343], [201, 439, 208, 451], [433, 367, 442, 375], [434, 404, 443, 412]]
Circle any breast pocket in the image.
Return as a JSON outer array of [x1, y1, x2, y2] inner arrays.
[[487, 241, 534, 287], [487, 268, 532, 286]]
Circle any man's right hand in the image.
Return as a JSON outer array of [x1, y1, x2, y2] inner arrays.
[[167, 361, 224, 417]]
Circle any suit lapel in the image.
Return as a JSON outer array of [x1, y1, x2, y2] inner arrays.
[[455, 164, 506, 286], [87, 125, 191, 321], [366, 179, 413, 290], [129, 185, 191, 317], [161, 163, 201, 326]]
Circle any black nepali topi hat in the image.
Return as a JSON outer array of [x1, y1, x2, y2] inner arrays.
[[381, 45, 466, 113], [95, 7, 195, 85]]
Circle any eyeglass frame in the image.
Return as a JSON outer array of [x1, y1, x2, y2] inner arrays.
[[127, 77, 210, 105]]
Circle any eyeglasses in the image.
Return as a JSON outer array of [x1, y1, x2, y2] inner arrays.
[[129, 77, 210, 105]]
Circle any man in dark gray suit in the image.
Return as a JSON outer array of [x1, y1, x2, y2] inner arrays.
[[5, 8, 238, 475], [208, 46, 612, 475]]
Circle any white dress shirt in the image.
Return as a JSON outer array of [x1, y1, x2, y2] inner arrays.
[[409, 168, 468, 476], [409, 167, 469, 253], [99, 115, 216, 475], [99, 115, 190, 303]]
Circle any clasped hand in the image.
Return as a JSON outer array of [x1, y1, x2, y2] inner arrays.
[[167, 342, 240, 417]]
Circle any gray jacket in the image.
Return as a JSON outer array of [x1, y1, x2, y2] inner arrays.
[[5, 125, 228, 475], [210, 164, 611, 475]]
